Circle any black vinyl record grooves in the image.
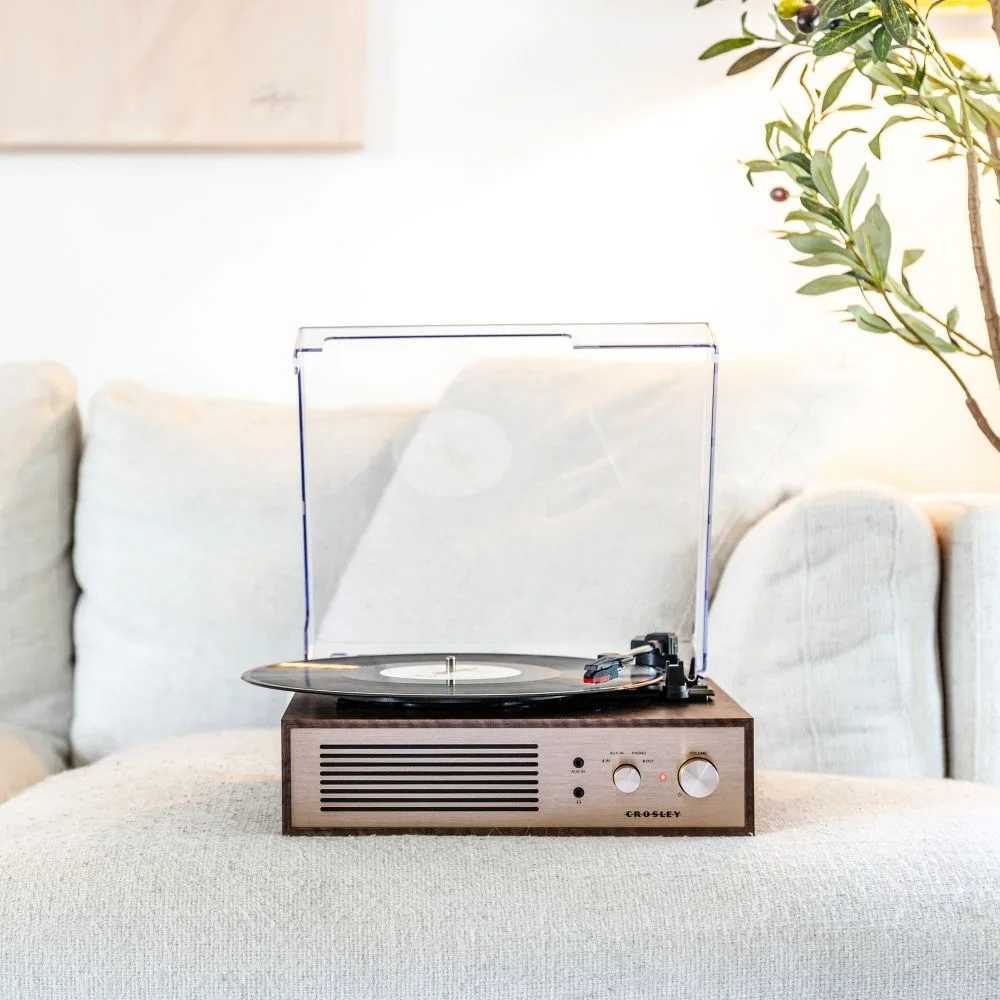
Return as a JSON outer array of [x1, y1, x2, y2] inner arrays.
[[241, 652, 664, 705]]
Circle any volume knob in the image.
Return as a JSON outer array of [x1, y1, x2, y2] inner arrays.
[[678, 758, 719, 798], [612, 764, 641, 793]]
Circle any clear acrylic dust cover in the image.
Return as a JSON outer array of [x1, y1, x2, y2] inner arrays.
[[293, 323, 718, 676]]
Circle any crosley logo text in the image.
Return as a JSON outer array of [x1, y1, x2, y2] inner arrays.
[[625, 810, 680, 819]]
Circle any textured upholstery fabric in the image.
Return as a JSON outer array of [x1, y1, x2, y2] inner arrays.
[[1, 729, 998, 1000], [71, 383, 421, 764], [923, 496, 1000, 786], [710, 486, 944, 778], [320, 358, 847, 656], [0, 362, 79, 793]]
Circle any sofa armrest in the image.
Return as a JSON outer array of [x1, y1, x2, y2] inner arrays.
[[919, 494, 1000, 787], [0, 728, 56, 804]]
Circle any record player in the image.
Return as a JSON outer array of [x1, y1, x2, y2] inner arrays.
[[243, 324, 753, 836]]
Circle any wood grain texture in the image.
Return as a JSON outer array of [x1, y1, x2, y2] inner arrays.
[[282, 682, 754, 836], [0, 0, 363, 149], [285, 685, 752, 726]]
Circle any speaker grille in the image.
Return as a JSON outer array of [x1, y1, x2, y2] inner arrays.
[[317, 742, 540, 812]]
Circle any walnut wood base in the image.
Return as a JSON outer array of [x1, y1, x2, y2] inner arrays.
[[281, 682, 754, 836]]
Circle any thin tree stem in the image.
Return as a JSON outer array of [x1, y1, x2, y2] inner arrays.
[[968, 397, 1000, 450], [987, 121, 1000, 201], [964, 149, 1000, 387], [881, 292, 972, 396], [882, 289, 1000, 452]]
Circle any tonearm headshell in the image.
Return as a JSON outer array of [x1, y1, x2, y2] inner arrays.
[[583, 632, 714, 702]]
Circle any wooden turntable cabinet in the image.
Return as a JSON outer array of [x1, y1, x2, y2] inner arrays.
[[281, 683, 753, 836]]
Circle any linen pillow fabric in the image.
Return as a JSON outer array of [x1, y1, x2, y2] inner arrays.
[[0, 362, 79, 797], [70, 383, 421, 763], [710, 485, 944, 777], [318, 358, 849, 658], [923, 495, 1000, 786]]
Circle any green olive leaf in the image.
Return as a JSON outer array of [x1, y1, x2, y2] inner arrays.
[[794, 249, 858, 267], [887, 275, 922, 311], [786, 232, 842, 254], [840, 164, 869, 228], [868, 115, 920, 158], [855, 199, 891, 280], [779, 151, 813, 173], [727, 46, 782, 76], [810, 151, 839, 205], [828, 126, 866, 154], [813, 17, 881, 59], [824, 0, 872, 18], [797, 274, 859, 294], [785, 210, 833, 225], [822, 67, 854, 112], [699, 37, 754, 60], [902, 314, 959, 352], [845, 304, 893, 332], [881, 0, 911, 45], [872, 25, 891, 62], [772, 50, 808, 88]]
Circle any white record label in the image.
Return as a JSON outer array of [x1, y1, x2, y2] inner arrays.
[[380, 662, 524, 683]]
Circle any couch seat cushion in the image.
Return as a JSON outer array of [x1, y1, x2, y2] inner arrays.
[[1, 730, 998, 1000]]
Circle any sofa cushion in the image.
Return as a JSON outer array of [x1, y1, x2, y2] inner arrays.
[[0, 362, 79, 795], [922, 495, 1000, 786], [71, 384, 421, 764], [0, 729, 997, 1000], [710, 486, 944, 778], [319, 358, 848, 657]]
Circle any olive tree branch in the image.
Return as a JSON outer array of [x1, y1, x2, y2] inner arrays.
[[964, 148, 1000, 385]]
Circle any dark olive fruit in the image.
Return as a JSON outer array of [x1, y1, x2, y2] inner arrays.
[[827, 18, 843, 28], [796, 3, 820, 32], [770, 186, 790, 203]]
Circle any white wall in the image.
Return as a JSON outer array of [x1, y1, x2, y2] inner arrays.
[[1, 0, 999, 491]]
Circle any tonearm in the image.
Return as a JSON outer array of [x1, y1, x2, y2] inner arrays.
[[583, 632, 713, 702]]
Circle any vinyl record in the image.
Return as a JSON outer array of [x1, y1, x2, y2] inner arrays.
[[241, 652, 662, 704]]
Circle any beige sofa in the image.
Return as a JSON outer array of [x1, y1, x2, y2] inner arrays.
[[1, 362, 998, 1000]]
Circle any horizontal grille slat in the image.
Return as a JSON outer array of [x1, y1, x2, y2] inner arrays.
[[319, 752, 538, 759], [320, 779, 537, 785], [321, 797, 539, 803], [320, 744, 538, 750], [317, 741, 541, 815], [319, 768, 538, 778], [320, 806, 540, 813]]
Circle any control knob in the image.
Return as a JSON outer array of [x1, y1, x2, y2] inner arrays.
[[678, 757, 719, 798], [612, 764, 641, 793]]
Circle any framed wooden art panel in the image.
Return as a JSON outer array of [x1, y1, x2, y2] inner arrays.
[[0, 0, 363, 149]]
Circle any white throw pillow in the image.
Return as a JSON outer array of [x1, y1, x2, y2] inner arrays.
[[0, 362, 79, 789], [318, 358, 849, 660], [709, 485, 944, 777], [70, 383, 421, 763]]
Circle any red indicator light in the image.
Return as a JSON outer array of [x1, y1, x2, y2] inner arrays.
[[658, 772, 669, 783]]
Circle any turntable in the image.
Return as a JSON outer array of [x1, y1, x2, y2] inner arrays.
[[244, 324, 753, 836]]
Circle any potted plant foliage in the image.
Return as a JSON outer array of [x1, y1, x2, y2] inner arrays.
[[698, 0, 1000, 449]]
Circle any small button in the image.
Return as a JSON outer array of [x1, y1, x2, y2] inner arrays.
[[573, 786, 585, 798], [573, 757, 585, 769]]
